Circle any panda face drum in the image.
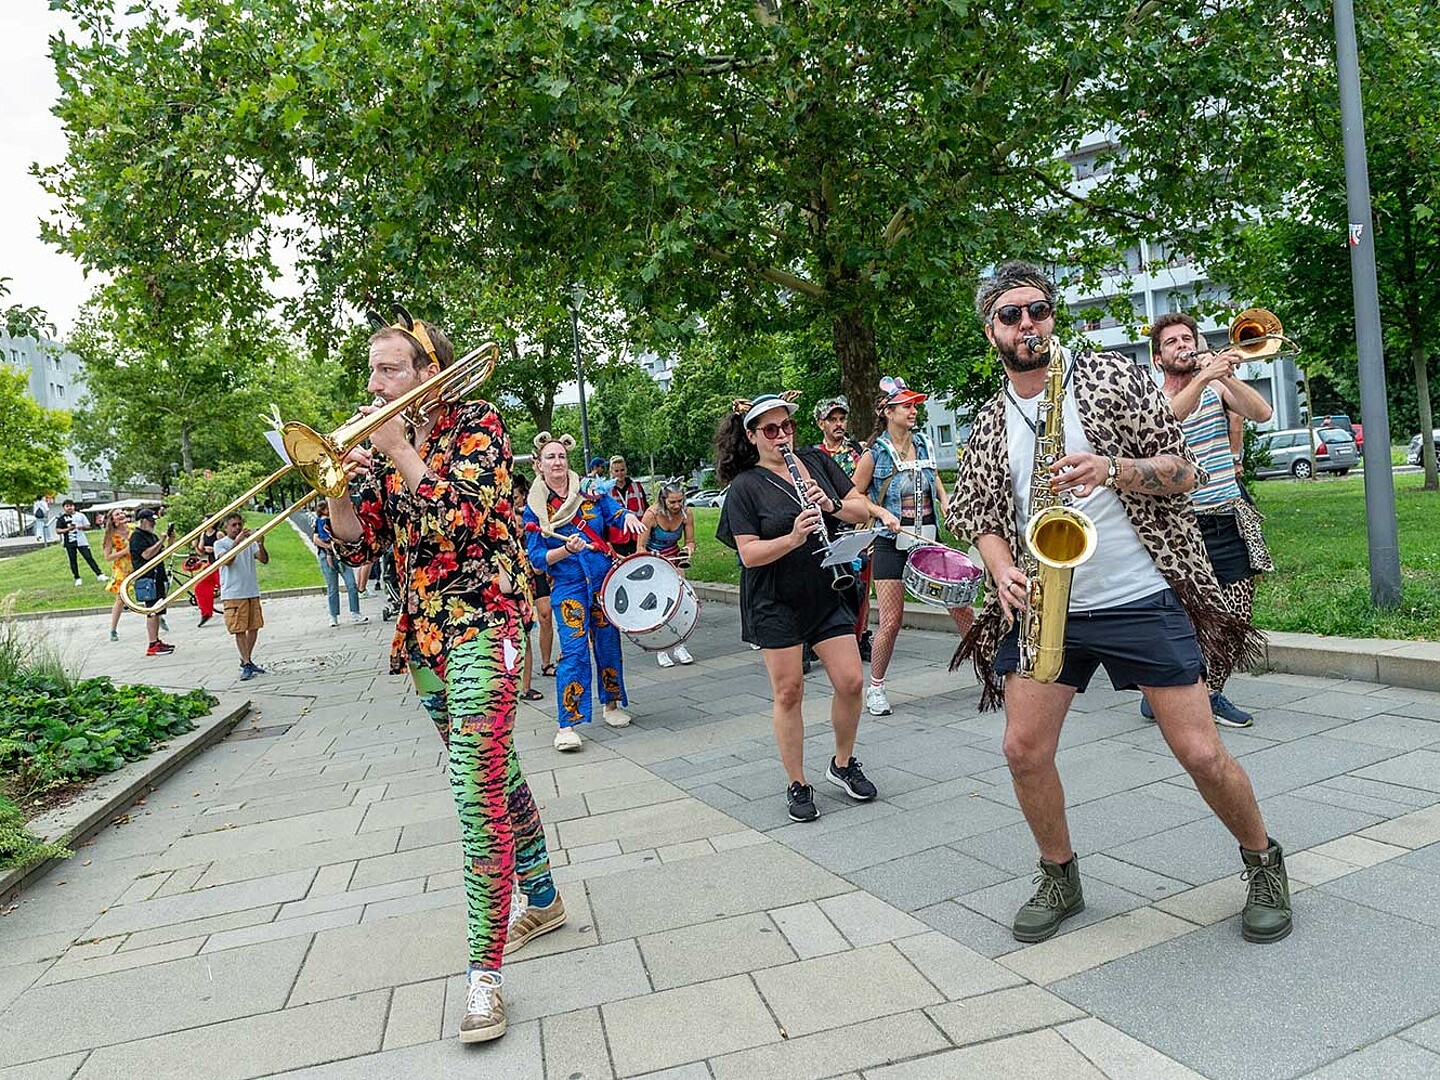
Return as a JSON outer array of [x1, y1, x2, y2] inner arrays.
[[902, 545, 983, 609], [599, 554, 701, 651]]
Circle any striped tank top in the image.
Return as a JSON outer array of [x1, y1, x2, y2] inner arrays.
[[1181, 386, 1241, 508]]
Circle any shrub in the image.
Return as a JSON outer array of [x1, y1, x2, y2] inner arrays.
[[0, 793, 70, 872]]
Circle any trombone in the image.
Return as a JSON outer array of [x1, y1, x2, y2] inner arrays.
[[1186, 308, 1301, 364], [120, 341, 500, 615]]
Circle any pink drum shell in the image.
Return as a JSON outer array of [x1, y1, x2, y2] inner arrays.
[[906, 545, 982, 582]]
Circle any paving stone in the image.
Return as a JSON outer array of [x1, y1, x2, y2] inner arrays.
[[278, 879, 424, 921], [586, 843, 850, 940], [1001, 908, 1196, 986], [1323, 774, 1440, 809], [708, 1009, 950, 1080], [582, 778, 688, 815], [347, 842, 458, 890], [637, 911, 796, 990], [1055, 1018, 1208, 1080], [768, 901, 850, 960], [74, 990, 389, 1080], [1324, 714, 1440, 752], [1287, 778, 1426, 818], [0, 931, 76, 969], [710, 829, 768, 852], [1321, 861, 1440, 928], [192, 788, 359, 832], [86, 869, 316, 938], [656, 839, 714, 862], [358, 885, 463, 923], [0, 963, 46, 1016], [602, 974, 780, 1077], [541, 1006, 614, 1080], [1352, 749, 1440, 794], [556, 799, 745, 853], [289, 905, 466, 1004], [752, 943, 943, 1038], [161, 807, 369, 866], [1307, 833, 1408, 868], [501, 940, 652, 1022], [193, 831, 401, 889], [1399, 841, 1440, 875], [912, 899, 1019, 959], [866, 1029, 1107, 1080], [1285, 850, 1360, 887], [357, 789, 454, 832], [970, 740, 1186, 807], [1231, 735, 1399, 799], [307, 862, 356, 898], [262, 1020, 541, 1078], [382, 978, 445, 1050], [120, 905, 282, 951], [0, 937, 310, 1067], [926, 983, 1085, 1045], [38, 938, 203, 986], [1284, 691, 1397, 721], [892, 930, 1025, 1000], [817, 890, 927, 946], [958, 872, 1151, 938], [1052, 891, 1440, 1080], [0, 1053, 88, 1080], [1075, 853, 1192, 901], [553, 850, 663, 885], [202, 907, 363, 953], [847, 845, 1011, 911], [1360, 803, 1440, 849], [570, 839, 624, 863], [1298, 1037, 1440, 1079], [395, 815, 462, 851]]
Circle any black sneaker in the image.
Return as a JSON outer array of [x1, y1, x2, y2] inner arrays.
[[786, 781, 819, 823], [826, 756, 877, 801], [858, 631, 873, 662]]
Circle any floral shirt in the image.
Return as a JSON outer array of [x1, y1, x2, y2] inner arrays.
[[813, 437, 864, 478], [334, 400, 530, 677]]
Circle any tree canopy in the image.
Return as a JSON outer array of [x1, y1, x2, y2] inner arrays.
[[0, 368, 71, 505]]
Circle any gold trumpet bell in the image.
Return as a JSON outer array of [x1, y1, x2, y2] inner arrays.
[[1229, 308, 1284, 358]]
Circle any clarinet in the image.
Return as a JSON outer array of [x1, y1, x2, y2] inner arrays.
[[779, 444, 855, 592]]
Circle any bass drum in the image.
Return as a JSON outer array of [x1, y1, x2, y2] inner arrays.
[[600, 554, 700, 652]]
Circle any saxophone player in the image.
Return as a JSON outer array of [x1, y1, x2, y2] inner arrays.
[[947, 261, 1292, 946]]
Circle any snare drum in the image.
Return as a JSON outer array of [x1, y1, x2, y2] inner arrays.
[[600, 554, 701, 651], [902, 545, 983, 609]]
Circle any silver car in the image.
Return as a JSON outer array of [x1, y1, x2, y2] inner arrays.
[[1255, 427, 1358, 479], [1407, 430, 1440, 466]]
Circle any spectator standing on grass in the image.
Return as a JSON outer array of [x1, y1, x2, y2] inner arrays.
[[31, 495, 52, 544], [128, 508, 174, 656], [55, 499, 108, 586], [212, 511, 269, 681], [312, 503, 367, 627]]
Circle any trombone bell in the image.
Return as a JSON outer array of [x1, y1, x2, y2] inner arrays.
[[1229, 308, 1285, 359]]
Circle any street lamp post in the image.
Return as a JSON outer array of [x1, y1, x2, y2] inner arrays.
[[1334, 0, 1402, 606], [567, 282, 593, 466]]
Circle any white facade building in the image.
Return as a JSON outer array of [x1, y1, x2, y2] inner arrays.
[[2, 330, 111, 501]]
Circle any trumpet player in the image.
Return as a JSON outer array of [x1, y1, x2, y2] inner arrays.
[[326, 312, 561, 1045], [948, 261, 1291, 946], [716, 394, 877, 823], [1149, 312, 1275, 728]]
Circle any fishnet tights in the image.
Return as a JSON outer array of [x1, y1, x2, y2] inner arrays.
[[869, 580, 975, 682]]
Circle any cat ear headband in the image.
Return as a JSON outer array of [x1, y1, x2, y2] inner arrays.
[[366, 303, 439, 368], [533, 431, 577, 454]]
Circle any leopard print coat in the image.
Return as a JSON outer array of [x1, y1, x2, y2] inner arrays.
[[946, 350, 1267, 710]]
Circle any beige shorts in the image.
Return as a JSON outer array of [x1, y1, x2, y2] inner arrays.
[[223, 596, 264, 634]]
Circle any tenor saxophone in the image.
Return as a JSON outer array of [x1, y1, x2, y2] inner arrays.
[[1018, 335, 1098, 682]]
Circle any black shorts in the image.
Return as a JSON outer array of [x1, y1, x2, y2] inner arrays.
[[1198, 514, 1255, 585], [871, 535, 906, 580], [993, 588, 1205, 692], [747, 595, 856, 651]]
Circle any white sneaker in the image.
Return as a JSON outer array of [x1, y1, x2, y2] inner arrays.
[[865, 685, 892, 716], [351, 613, 369, 624], [74, 578, 83, 587], [554, 727, 583, 751], [673, 644, 694, 665], [95, 573, 108, 583], [602, 705, 632, 728], [657, 651, 674, 668], [328, 616, 339, 627], [459, 971, 506, 1043]]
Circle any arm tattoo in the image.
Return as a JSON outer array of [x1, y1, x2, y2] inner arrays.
[[1125, 455, 1196, 494]]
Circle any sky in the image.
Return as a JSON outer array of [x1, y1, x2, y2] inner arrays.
[[1, 2, 90, 337]]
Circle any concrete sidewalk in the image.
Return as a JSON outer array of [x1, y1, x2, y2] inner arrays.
[[4, 594, 1440, 1078]]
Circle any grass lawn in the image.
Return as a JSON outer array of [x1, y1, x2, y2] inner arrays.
[[1, 512, 323, 614], [688, 473, 1440, 641]]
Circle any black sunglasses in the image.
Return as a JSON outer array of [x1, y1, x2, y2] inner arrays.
[[993, 300, 1054, 327], [756, 418, 796, 439]]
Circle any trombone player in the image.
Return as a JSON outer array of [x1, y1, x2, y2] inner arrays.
[[325, 310, 562, 1045], [947, 261, 1291, 946], [1149, 312, 1276, 728]]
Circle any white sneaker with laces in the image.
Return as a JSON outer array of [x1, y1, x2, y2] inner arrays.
[[351, 613, 369, 624], [865, 684, 892, 716], [602, 705, 632, 728], [459, 970, 506, 1043], [96, 573, 108, 583], [657, 651, 674, 668], [673, 644, 694, 665], [554, 726, 583, 751], [73, 578, 83, 587], [328, 616, 339, 627]]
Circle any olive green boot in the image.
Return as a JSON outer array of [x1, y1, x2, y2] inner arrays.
[[1012, 855, 1085, 943], [1240, 838, 1292, 943]]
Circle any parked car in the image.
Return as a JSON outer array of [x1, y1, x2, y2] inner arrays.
[[1407, 429, 1440, 466], [1314, 414, 1363, 451], [686, 489, 725, 508], [1255, 427, 1358, 479]]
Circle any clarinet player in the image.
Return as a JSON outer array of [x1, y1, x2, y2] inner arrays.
[[716, 393, 879, 823], [947, 261, 1291, 946]]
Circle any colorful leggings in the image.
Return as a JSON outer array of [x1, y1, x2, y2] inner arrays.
[[412, 623, 555, 971], [551, 579, 627, 728]]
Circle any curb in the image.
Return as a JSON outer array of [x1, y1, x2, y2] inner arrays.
[[690, 582, 1440, 694], [11, 586, 328, 624], [0, 696, 251, 901]]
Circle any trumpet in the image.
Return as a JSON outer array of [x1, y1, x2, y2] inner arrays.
[[778, 443, 854, 593], [121, 341, 499, 615]]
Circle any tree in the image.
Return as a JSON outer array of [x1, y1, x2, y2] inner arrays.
[[1209, 2, 1440, 490], [0, 368, 70, 505], [0, 279, 56, 341]]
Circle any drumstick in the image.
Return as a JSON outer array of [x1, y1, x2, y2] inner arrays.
[[870, 522, 934, 544]]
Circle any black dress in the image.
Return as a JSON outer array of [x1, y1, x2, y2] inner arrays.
[[717, 449, 857, 649]]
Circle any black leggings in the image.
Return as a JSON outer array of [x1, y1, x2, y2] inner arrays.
[[67, 545, 104, 578]]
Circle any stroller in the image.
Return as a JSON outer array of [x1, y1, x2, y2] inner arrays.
[[166, 554, 209, 607]]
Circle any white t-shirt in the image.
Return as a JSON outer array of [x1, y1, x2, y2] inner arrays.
[[1006, 365, 1167, 612], [62, 511, 93, 547], [213, 534, 261, 600]]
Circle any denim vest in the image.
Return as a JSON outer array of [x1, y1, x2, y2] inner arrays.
[[868, 431, 940, 522]]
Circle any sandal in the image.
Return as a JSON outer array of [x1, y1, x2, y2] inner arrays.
[[521, 688, 544, 701], [540, 663, 557, 677]]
